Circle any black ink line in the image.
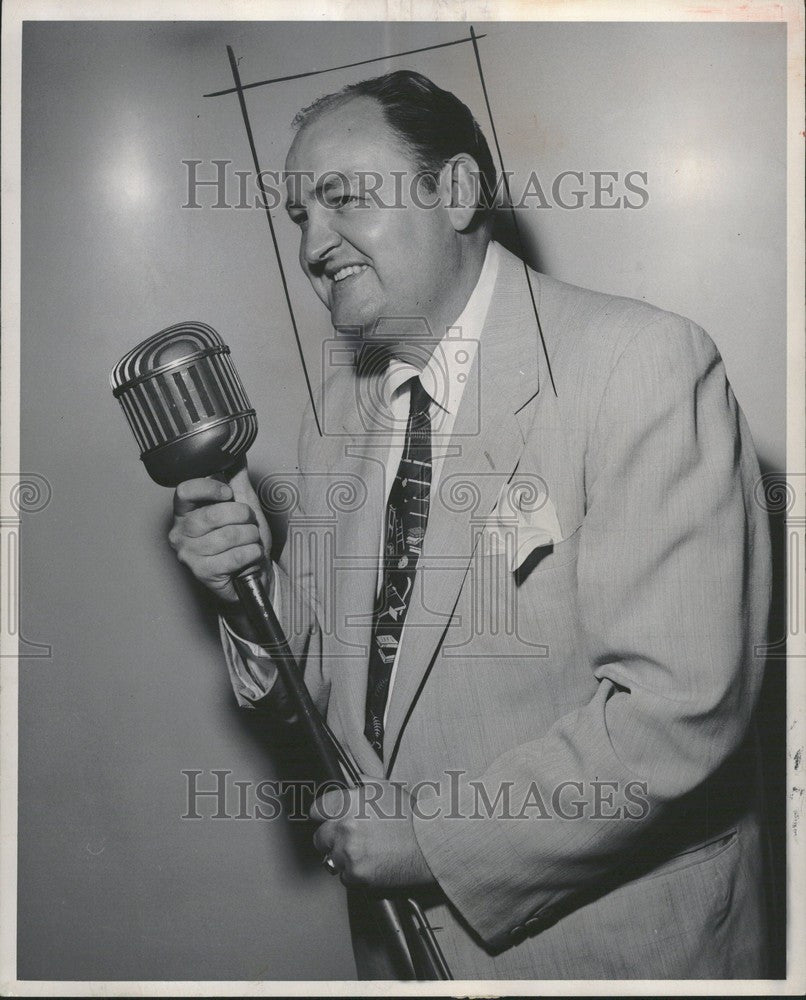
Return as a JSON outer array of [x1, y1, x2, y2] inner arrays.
[[226, 45, 322, 436], [469, 26, 557, 397], [206, 35, 487, 98]]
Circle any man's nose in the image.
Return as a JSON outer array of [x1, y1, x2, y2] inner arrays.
[[302, 210, 341, 267]]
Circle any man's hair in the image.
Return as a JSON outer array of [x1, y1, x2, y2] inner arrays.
[[291, 69, 498, 221]]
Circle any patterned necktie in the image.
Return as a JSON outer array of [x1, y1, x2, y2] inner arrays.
[[364, 376, 433, 757]]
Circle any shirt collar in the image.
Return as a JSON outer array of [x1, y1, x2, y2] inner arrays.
[[381, 240, 501, 414]]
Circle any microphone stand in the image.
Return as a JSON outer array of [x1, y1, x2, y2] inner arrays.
[[110, 323, 451, 978], [232, 565, 453, 981]]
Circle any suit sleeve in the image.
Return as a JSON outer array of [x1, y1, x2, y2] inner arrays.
[[219, 562, 283, 706], [411, 315, 771, 948]]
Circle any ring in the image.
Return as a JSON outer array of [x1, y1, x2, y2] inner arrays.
[[322, 854, 338, 875]]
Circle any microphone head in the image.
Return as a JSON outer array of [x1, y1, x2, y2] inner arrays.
[[111, 321, 258, 487]]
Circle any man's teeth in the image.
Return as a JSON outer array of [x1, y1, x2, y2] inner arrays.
[[332, 264, 367, 282]]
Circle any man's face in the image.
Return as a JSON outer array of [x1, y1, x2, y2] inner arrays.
[[284, 97, 458, 337]]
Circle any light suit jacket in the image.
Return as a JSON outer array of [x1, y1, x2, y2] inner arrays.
[[259, 244, 771, 979]]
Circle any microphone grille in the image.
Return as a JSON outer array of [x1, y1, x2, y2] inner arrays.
[[111, 321, 258, 486], [111, 320, 225, 389]]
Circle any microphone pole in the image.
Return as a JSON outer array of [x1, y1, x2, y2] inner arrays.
[[229, 554, 451, 982], [111, 321, 452, 981], [229, 561, 349, 781]]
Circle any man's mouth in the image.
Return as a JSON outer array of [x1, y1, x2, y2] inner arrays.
[[331, 264, 368, 283]]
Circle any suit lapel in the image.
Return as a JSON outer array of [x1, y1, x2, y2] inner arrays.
[[315, 247, 545, 776], [381, 247, 544, 772], [315, 364, 390, 778]]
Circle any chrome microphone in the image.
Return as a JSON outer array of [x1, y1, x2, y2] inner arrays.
[[109, 319, 346, 780], [110, 320, 257, 487], [110, 322, 453, 982]]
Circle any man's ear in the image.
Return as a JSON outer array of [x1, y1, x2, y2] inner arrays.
[[439, 153, 484, 232]]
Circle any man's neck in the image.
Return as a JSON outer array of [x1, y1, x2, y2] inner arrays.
[[439, 234, 490, 332], [369, 234, 492, 372]]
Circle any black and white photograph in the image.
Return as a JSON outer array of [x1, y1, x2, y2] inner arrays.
[[1, 0, 803, 994]]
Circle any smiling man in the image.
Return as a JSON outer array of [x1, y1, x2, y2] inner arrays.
[[168, 70, 772, 979], [284, 91, 490, 343]]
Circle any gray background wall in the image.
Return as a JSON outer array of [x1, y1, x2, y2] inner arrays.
[[19, 21, 786, 980]]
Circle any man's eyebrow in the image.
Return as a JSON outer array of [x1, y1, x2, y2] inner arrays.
[[284, 173, 353, 213], [314, 174, 351, 199]]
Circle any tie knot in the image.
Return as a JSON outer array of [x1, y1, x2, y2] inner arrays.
[[408, 377, 432, 423]]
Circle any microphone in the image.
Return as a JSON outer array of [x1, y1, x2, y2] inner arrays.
[[110, 319, 346, 775], [110, 321, 257, 487], [110, 321, 453, 982]]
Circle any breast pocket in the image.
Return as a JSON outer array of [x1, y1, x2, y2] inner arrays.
[[513, 523, 582, 584], [448, 522, 582, 663], [504, 522, 585, 671]]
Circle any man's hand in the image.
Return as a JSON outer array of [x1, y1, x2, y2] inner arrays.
[[310, 781, 437, 891], [168, 464, 272, 605]]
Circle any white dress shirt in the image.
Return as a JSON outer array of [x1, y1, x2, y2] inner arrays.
[[220, 240, 501, 715]]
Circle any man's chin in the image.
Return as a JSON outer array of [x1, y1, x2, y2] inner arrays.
[[329, 305, 380, 338]]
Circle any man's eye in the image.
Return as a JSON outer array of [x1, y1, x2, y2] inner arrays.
[[333, 194, 363, 208]]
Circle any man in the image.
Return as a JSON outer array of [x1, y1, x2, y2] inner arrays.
[[169, 71, 771, 978]]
